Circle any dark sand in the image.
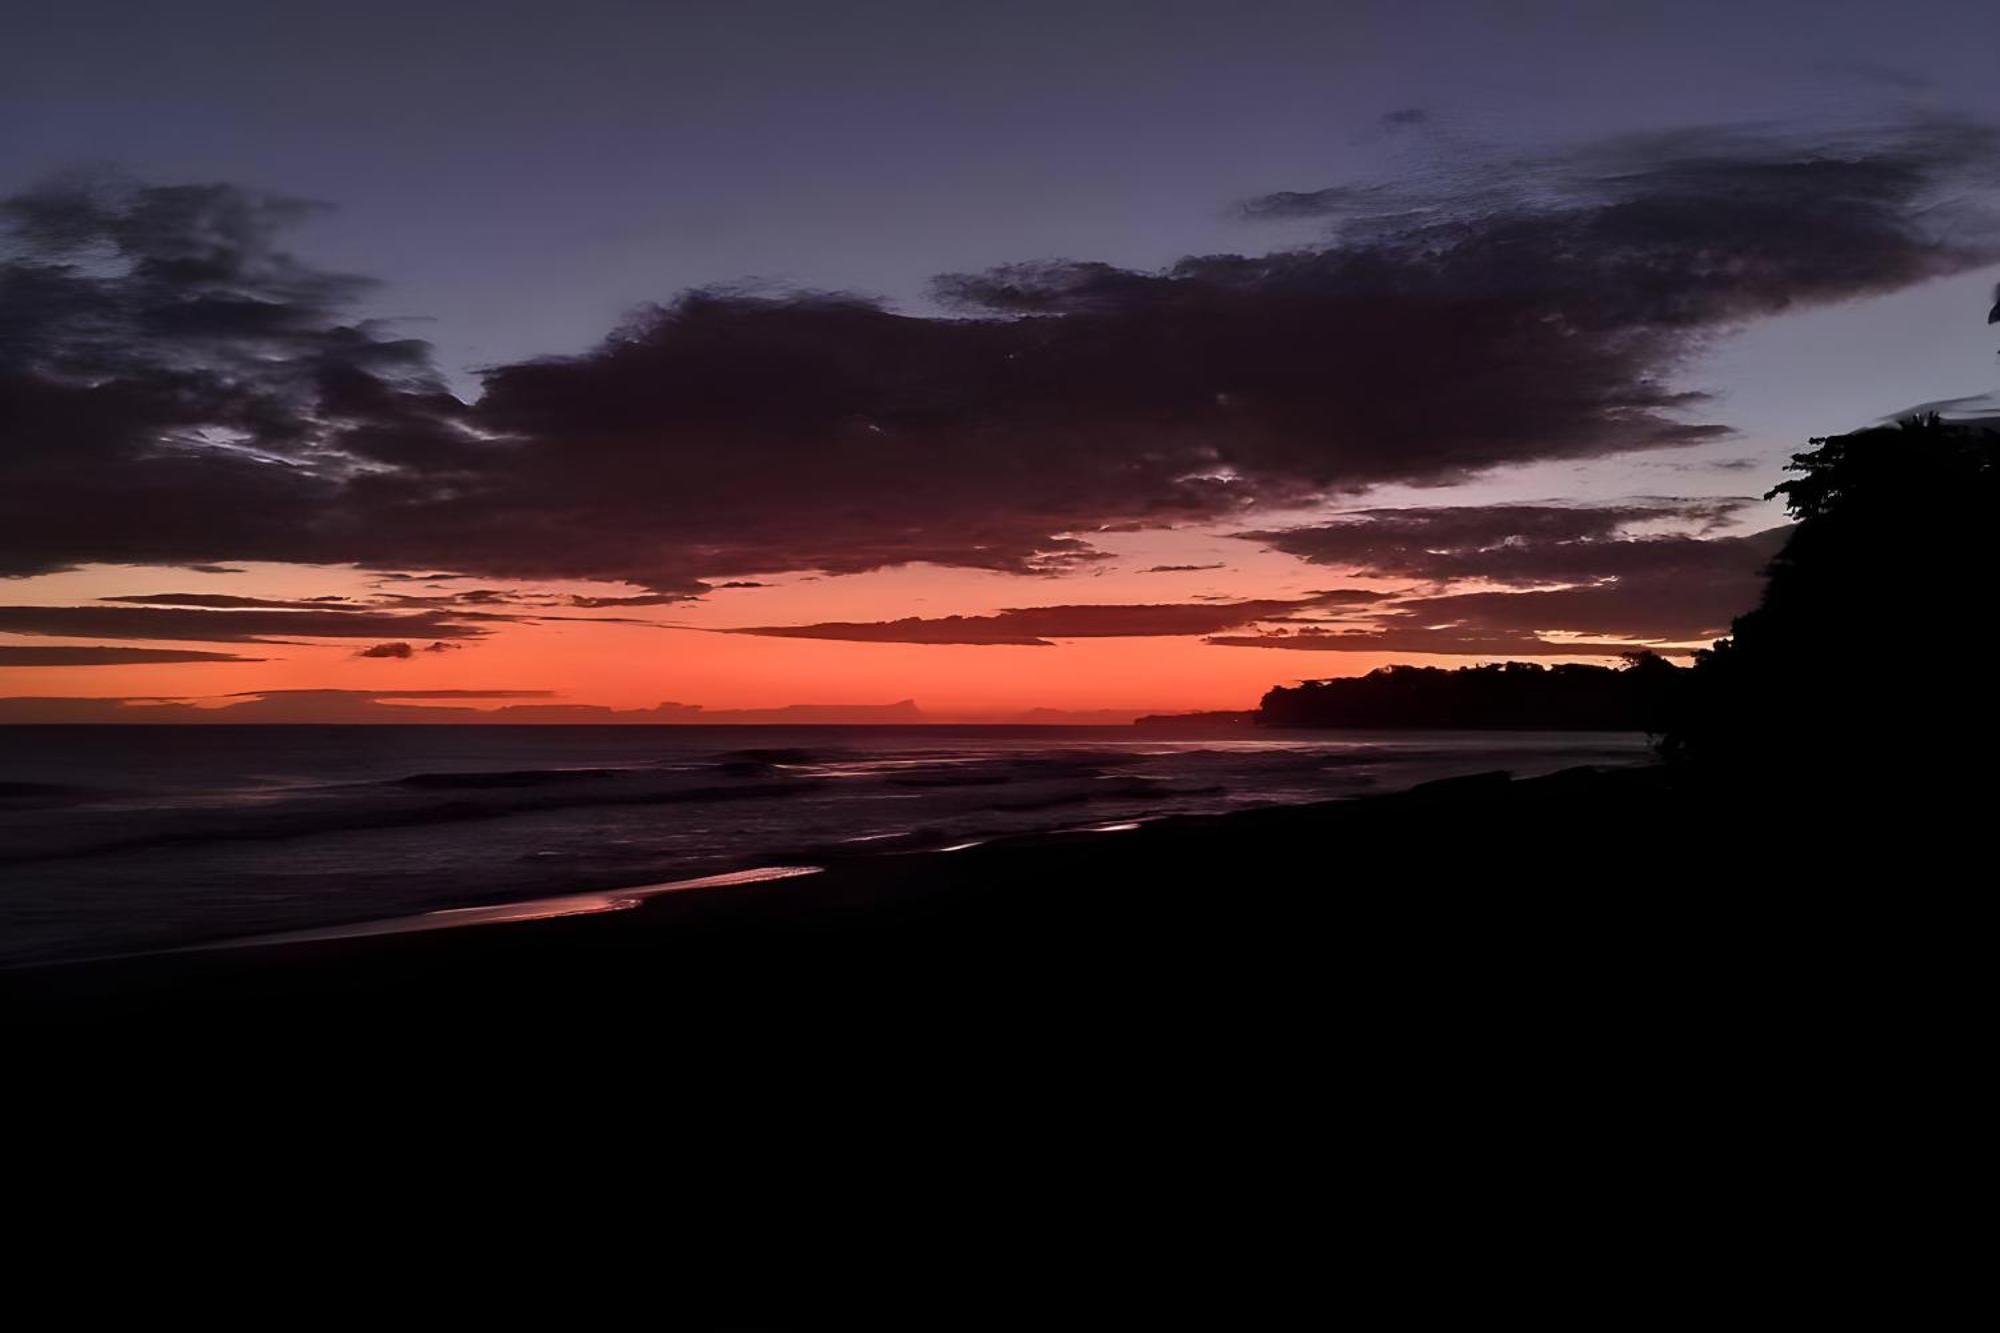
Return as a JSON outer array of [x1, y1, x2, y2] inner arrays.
[[6, 762, 1969, 1318]]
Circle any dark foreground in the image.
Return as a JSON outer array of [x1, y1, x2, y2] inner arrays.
[[7, 760, 1971, 1071], [6, 763, 1972, 1317]]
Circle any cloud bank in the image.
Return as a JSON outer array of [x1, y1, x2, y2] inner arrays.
[[720, 593, 1385, 646], [0, 604, 488, 644], [0, 645, 263, 666], [3, 121, 1994, 596], [1208, 506, 1790, 655]]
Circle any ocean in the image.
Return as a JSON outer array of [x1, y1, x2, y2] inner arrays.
[[0, 724, 1653, 967]]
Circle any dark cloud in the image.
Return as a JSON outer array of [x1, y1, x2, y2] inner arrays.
[[0, 174, 476, 578], [1376, 559, 1781, 642], [1204, 627, 1697, 657], [721, 593, 1385, 646], [724, 617, 1055, 647], [0, 645, 263, 666], [1209, 503, 1789, 654], [1302, 589, 1397, 603], [220, 689, 552, 699], [565, 580, 768, 607], [365, 588, 676, 621], [0, 604, 487, 643], [1237, 499, 1767, 583], [568, 592, 702, 607], [0, 697, 209, 723], [4, 123, 1996, 587], [437, 589, 517, 604], [350, 636, 480, 657], [102, 592, 372, 610], [370, 590, 524, 609], [184, 688, 549, 723], [1141, 563, 1227, 573]]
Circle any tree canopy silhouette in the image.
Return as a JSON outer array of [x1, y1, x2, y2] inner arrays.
[[1663, 413, 2000, 777], [1258, 655, 1683, 731]]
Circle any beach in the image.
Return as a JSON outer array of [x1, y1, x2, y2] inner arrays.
[[10, 744, 1970, 1111], [0, 723, 1652, 967], [0, 761, 1832, 1039], [7, 754, 1970, 1324]]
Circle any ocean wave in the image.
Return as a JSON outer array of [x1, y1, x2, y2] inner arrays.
[[717, 746, 856, 766], [885, 768, 1019, 788], [0, 727, 1656, 966], [0, 776, 825, 867], [391, 767, 627, 789]]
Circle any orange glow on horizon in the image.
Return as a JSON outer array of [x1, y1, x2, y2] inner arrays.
[[0, 527, 1683, 719]]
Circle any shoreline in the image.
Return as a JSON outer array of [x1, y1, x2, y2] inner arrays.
[[7, 748, 1977, 1198], [0, 727, 1656, 970], [8, 755, 1962, 1040], [5, 762, 1683, 1021], [165, 864, 828, 955]]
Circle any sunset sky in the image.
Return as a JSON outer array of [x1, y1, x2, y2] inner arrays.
[[5, 0, 1999, 721]]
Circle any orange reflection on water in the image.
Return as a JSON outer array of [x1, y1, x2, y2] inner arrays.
[[193, 865, 823, 951]]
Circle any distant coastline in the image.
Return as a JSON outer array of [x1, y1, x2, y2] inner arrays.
[[1139, 659, 1678, 732]]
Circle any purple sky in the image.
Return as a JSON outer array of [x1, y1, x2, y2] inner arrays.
[[9, 0, 1997, 396]]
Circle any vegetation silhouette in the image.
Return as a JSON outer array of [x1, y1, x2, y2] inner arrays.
[[1253, 413, 1998, 786], [1663, 413, 1999, 782], [1257, 656, 1683, 731]]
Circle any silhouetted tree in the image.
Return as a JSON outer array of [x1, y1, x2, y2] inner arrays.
[[1663, 414, 2000, 779]]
